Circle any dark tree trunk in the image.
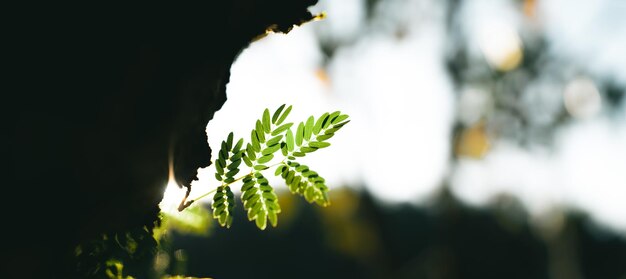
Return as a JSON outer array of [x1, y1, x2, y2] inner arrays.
[[3, 1, 318, 277]]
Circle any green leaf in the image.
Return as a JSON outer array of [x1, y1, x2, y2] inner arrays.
[[215, 159, 224, 175], [302, 170, 318, 178], [304, 116, 314, 141], [286, 170, 295, 184], [258, 177, 269, 186], [268, 210, 278, 227], [281, 142, 288, 156], [268, 201, 281, 211], [230, 151, 242, 162], [251, 130, 261, 152], [281, 166, 289, 178], [313, 113, 329, 135], [262, 109, 271, 134], [245, 203, 256, 220], [242, 156, 253, 169], [304, 187, 315, 203], [322, 114, 332, 129], [207, 104, 345, 229], [255, 120, 266, 142], [246, 194, 261, 207], [295, 164, 309, 172], [309, 141, 330, 148], [212, 186, 235, 228], [276, 105, 292, 126], [301, 146, 318, 153], [288, 182, 298, 193], [225, 168, 240, 178], [316, 134, 334, 141], [325, 127, 340, 134], [257, 154, 274, 164], [327, 111, 341, 125], [266, 135, 283, 147], [227, 159, 241, 170], [246, 144, 256, 160], [275, 165, 286, 176], [248, 202, 261, 220], [242, 188, 256, 201], [242, 179, 255, 192], [286, 130, 295, 151], [233, 138, 244, 154], [262, 144, 280, 156], [254, 165, 269, 171], [219, 142, 228, 160], [227, 215, 234, 227], [280, 163, 331, 207], [240, 172, 280, 230], [333, 120, 350, 128], [272, 104, 286, 124], [271, 123, 293, 136], [262, 191, 277, 201], [226, 132, 234, 150], [332, 114, 349, 124], [256, 212, 267, 230], [213, 195, 225, 206], [296, 123, 304, 146]]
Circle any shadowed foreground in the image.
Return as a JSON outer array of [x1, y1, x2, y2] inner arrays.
[[3, 2, 318, 277]]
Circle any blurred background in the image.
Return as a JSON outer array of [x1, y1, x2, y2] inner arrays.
[[159, 0, 626, 278]]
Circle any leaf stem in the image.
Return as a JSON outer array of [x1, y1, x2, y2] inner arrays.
[[177, 172, 250, 211], [189, 188, 218, 204], [177, 158, 289, 212]]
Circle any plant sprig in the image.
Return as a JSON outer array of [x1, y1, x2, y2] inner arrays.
[[179, 104, 350, 230]]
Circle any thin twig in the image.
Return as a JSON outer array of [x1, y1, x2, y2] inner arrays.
[[177, 159, 288, 212]]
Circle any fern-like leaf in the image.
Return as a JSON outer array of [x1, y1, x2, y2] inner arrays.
[[212, 185, 235, 228], [246, 107, 293, 168], [215, 133, 245, 184], [277, 161, 330, 206], [281, 111, 349, 159], [274, 105, 292, 126], [200, 105, 348, 230], [241, 172, 281, 229]]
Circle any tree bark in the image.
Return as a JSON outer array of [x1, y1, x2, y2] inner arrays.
[[3, 1, 318, 277]]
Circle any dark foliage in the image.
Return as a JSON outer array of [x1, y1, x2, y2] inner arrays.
[[169, 189, 626, 279]]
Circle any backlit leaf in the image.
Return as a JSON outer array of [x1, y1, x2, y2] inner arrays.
[[304, 116, 314, 141], [313, 113, 329, 135], [276, 105, 292, 126], [296, 123, 304, 146], [257, 154, 274, 164], [309, 141, 330, 148], [272, 104, 286, 124], [286, 130, 294, 151], [262, 109, 271, 134], [271, 123, 293, 136], [332, 114, 349, 124]]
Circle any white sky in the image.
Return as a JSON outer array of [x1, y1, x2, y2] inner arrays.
[[184, 0, 626, 233]]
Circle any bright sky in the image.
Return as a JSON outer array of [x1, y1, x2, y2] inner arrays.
[[178, 0, 626, 233]]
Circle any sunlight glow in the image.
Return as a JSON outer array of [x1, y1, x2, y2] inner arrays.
[[563, 77, 602, 119], [191, 0, 626, 233], [160, 179, 185, 215], [159, 158, 186, 215], [156, 159, 212, 238], [478, 23, 523, 71]]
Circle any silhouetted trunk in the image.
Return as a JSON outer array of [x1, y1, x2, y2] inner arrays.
[[3, 2, 317, 277]]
